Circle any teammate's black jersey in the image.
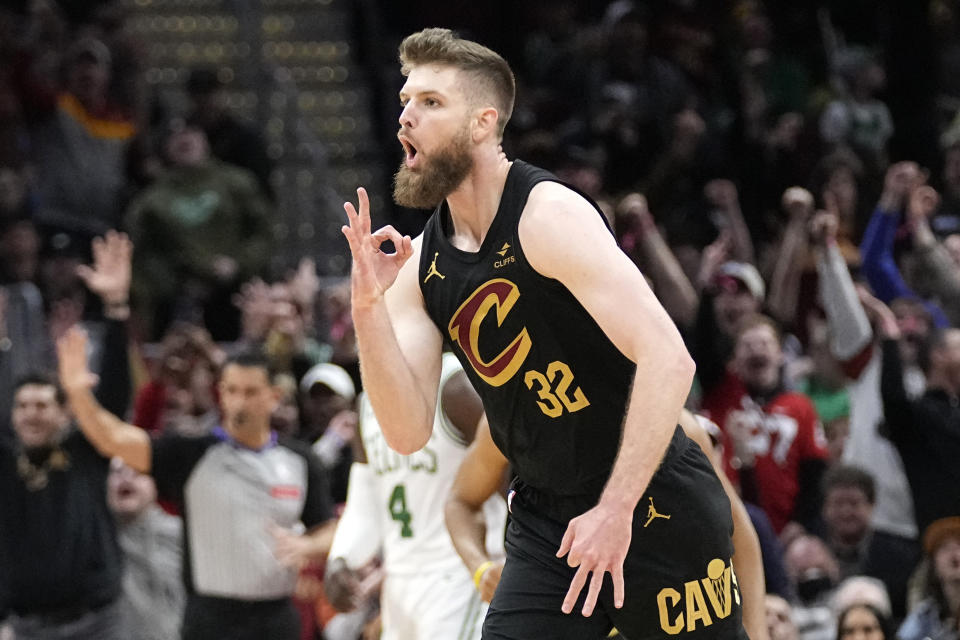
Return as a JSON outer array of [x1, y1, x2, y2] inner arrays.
[[419, 160, 636, 497]]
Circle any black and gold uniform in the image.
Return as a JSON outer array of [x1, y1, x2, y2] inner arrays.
[[420, 161, 746, 639]]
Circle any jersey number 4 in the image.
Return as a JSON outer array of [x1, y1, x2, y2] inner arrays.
[[388, 484, 414, 538]]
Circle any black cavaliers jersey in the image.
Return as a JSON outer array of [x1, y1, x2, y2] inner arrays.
[[419, 161, 636, 497]]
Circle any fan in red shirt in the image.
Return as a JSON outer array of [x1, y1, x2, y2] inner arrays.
[[702, 314, 830, 534]]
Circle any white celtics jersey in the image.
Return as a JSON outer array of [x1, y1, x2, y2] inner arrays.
[[359, 353, 507, 576]]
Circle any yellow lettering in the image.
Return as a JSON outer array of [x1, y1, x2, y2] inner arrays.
[[657, 588, 684, 635], [685, 580, 713, 631]]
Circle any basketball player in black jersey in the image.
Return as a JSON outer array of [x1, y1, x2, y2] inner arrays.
[[342, 28, 748, 640]]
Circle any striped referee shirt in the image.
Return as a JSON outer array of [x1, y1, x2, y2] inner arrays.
[[151, 428, 332, 600]]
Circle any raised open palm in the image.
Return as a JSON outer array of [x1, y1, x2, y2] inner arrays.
[[341, 187, 413, 309]]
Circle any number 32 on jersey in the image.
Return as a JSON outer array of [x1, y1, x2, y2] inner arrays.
[[525, 360, 589, 418]]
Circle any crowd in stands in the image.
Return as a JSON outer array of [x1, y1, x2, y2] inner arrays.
[[1, 0, 960, 639]]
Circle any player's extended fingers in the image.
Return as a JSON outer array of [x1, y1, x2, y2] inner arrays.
[[562, 565, 590, 614], [612, 562, 625, 608], [557, 523, 576, 560], [357, 187, 371, 234], [581, 566, 606, 617]]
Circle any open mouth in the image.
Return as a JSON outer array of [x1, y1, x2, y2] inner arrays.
[[399, 136, 419, 167]]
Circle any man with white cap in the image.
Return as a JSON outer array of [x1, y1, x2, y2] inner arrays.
[[301, 363, 358, 504]]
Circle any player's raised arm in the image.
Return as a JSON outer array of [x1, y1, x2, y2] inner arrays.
[[342, 187, 443, 454], [520, 182, 696, 616]]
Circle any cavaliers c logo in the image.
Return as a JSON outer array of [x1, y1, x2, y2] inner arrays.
[[448, 278, 532, 387]]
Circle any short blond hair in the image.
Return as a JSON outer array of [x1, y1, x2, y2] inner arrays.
[[398, 28, 515, 138]]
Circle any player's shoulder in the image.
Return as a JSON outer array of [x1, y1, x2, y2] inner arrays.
[[524, 180, 599, 225]]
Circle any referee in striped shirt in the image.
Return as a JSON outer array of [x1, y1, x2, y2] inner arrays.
[[58, 329, 337, 640]]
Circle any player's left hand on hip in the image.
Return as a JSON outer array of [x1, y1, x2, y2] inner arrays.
[[556, 503, 632, 616]]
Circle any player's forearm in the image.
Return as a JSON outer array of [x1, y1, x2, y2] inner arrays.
[[444, 497, 492, 575], [64, 386, 151, 472], [730, 491, 768, 640], [600, 346, 695, 512], [353, 302, 434, 454]]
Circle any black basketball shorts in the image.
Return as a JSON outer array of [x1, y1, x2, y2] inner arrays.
[[482, 426, 748, 640]]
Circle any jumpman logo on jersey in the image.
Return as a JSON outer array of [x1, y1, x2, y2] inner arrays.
[[424, 252, 446, 283], [644, 496, 671, 528]]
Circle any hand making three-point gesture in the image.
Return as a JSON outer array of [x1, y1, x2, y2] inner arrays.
[[341, 188, 414, 309]]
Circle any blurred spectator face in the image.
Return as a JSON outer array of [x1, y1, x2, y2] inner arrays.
[[944, 234, 960, 268], [12, 384, 69, 449], [733, 323, 783, 391], [301, 383, 351, 431], [838, 605, 885, 640], [785, 535, 840, 603], [108, 460, 157, 520], [714, 283, 760, 338], [890, 299, 931, 365], [933, 534, 960, 585], [66, 43, 111, 107], [765, 595, 799, 640], [165, 123, 210, 167], [0, 167, 28, 215], [0, 220, 40, 282], [218, 364, 279, 433], [825, 166, 859, 224], [823, 485, 874, 545]]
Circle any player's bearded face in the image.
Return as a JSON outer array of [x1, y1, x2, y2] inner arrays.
[[393, 122, 473, 209]]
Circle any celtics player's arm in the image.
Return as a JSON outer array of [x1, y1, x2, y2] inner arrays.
[[343, 187, 444, 454], [325, 420, 384, 612], [520, 182, 696, 616], [445, 415, 509, 603], [57, 326, 152, 472], [678, 410, 769, 640]]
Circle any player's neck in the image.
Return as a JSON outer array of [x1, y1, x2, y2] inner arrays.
[[446, 148, 511, 251]]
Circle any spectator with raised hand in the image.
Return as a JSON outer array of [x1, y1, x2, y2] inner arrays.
[[875, 294, 960, 537], [0, 231, 137, 640], [615, 192, 698, 328], [902, 184, 960, 326], [689, 230, 766, 400], [704, 178, 756, 266], [58, 329, 337, 640], [860, 162, 951, 328], [814, 203, 923, 545], [767, 186, 815, 332]]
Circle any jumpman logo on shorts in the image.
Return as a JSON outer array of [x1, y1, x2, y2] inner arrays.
[[424, 252, 446, 283], [644, 496, 671, 528]]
